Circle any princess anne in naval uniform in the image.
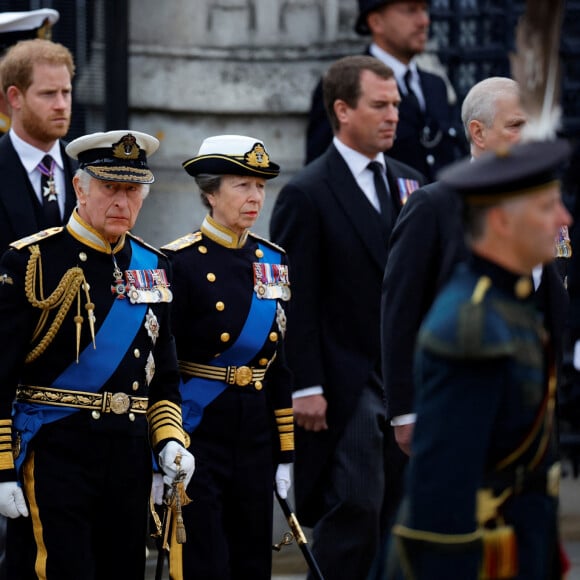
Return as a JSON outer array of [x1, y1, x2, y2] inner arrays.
[[161, 135, 294, 580]]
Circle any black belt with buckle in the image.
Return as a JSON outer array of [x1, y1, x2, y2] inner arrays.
[[16, 385, 148, 414]]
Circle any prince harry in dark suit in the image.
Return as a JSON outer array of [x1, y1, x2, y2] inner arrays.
[[270, 55, 425, 580], [0, 38, 77, 254]]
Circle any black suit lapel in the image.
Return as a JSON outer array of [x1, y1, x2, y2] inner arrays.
[[325, 147, 388, 270], [0, 137, 43, 239]]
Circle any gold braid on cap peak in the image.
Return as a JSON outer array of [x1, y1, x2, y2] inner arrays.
[[24, 245, 96, 363]]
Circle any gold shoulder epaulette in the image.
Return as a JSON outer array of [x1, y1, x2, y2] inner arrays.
[[470, 276, 492, 304], [126, 232, 164, 256], [160, 231, 203, 252], [9, 227, 63, 250], [249, 232, 286, 254]]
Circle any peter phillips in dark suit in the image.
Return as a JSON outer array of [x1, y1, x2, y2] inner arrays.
[[305, 0, 467, 180], [270, 55, 425, 580], [0, 38, 78, 255]]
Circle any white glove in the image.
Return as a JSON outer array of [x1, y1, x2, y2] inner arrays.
[[158, 441, 195, 489], [275, 463, 292, 499], [151, 472, 164, 505], [0, 482, 29, 518], [574, 340, 580, 371]]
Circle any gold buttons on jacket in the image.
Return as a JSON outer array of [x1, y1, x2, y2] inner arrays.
[[269, 332, 278, 342], [220, 333, 230, 343], [134, 349, 140, 358], [255, 381, 263, 391], [259, 358, 268, 366], [198, 245, 208, 254], [255, 249, 264, 258], [132, 381, 139, 391], [216, 301, 225, 311], [79, 252, 87, 262], [207, 273, 216, 282], [515, 277, 533, 299]]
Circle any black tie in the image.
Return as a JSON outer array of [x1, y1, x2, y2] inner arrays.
[[367, 161, 394, 236], [38, 155, 61, 227], [404, 69, 421, 111]]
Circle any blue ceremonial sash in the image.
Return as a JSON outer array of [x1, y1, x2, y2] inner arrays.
[[181, 243, 279, 433], [13, 240, 157, 473]]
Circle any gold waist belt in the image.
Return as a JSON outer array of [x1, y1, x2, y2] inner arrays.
[[178, 360, 267, 388], [16, 385, 148, 415]]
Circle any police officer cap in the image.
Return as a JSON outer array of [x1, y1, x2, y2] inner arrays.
[[438, 139, 571, 205], [0, 9, 59, 52], [66, 130, 160, 184], [355, 0, 429, 35], [182, 134, 280, 180]]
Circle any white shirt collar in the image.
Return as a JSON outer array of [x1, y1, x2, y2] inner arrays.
[[368, 43, 419, 88], [333, 137, 386, 179], [9, 129, 64, 174]]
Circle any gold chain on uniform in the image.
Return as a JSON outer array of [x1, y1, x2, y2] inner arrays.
[[24, 244, 95, 363]]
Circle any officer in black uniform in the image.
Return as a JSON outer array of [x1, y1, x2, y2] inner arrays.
[[0, 9, 60, 136], [387, 139, 572, 579], [0, 130, 194, 580], [161, 134, 294, 580]]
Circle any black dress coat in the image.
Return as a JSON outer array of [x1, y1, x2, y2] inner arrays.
[[304, 49, 467, 179], [0, 134, 78, 254], [270, 144, 425, 525], [381, 182, 468, 421], [382, 182, 569, 423]]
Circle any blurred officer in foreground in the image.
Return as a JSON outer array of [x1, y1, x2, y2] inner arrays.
[[388, 138, 572, 579], [161, 135, 294, 579], [0, 8, 59, 135], [0, 130, 194, 579]]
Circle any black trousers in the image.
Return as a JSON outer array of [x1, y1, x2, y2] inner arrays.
[[7, 415, 152, 580], [176, 387, 275, 580]]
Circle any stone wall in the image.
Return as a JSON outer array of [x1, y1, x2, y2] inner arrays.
[[122, 0, 366, 245]]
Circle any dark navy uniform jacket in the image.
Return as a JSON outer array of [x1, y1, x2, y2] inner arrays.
[[391, 255, 560, 580], [0, 211, 184, 482], [163, 217, 294, 465]]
